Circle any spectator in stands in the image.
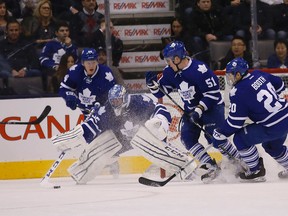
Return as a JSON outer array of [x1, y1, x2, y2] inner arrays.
[[96, 46, 124, 85], [188, 0, 234, 64], [272, 0, 288, 40], [49, 53, 76, 93], [0, 0, 13, 42], [20, 0, 39, 18], [218, 36, 253, 70], [0, 20, 41, 79], [160, 17, 195, 59], [93, 19, 123, 67], [39, 20, 78, 91], [228, 0, 275, 41], [267, 39, 288, 68], [69, 0, 104, 47], [50, 0, 83, 22], [21, 0, 58, 46], [5, 0, 21, 19]]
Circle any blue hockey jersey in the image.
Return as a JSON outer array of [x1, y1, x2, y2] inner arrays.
[[39, 39, 78, 68], [221, 70, 288, 136], [152, 58, 223, 112], [59, 63, 116, 113]]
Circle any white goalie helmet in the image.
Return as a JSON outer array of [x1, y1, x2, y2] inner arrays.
[[108, 84, 128, 116]]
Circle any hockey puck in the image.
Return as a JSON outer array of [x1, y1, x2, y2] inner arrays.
[[53, 185, 61, 189]]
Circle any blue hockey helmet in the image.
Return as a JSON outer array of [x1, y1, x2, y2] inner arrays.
[[108, 84, 128, 116], [225, 57, 249, 86], [81, 48, 98, 61], [163, 41, 187, 61]]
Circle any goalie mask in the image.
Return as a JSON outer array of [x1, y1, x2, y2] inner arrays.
[[225, 57, 249, 86], [108, 84, 128, 116]]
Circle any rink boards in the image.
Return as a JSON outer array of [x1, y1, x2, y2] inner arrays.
[[0, 95, 286, 180]]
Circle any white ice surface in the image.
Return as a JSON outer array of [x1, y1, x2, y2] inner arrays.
[[1, 151, 288, 216]]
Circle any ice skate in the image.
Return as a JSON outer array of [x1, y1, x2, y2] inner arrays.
[[239, 157, 266, 182], [200, 159, 221, 184], [278, 170, 288, 179]]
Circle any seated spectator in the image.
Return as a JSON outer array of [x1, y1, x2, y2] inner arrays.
[[267, 39, 288, 68], [160, 17, 195, 59], [218, 36, 253, 70], [39, 20, 78, 91], [4, 0, 21, 19], [97, 46, 124, 85], [69, 0, 104, 47], [272, 0, 288, 40], [49, 53, 76, 93], [188, 0, 234, 64], [21, 0, 58, 46], [0, 0, 13, 41], [0, 19, 41, 79], [20, 0, 39, 18], [92, 19, 123, 67], [228, 0, 275, 41]]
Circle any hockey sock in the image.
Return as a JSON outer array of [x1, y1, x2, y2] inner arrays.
[[238, 146, 259, 172], [274, 146, 288, 170], [189, 143, 213, 164], [219, 141, 241, 159]]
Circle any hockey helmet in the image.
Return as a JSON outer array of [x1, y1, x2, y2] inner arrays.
[[81, 48, 98, 61], [163, 41, 187, 61], [225, 57, 249, 86], [108, 84, 128, 116]]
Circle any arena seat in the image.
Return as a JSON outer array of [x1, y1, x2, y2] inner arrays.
[[250, 40, 274, 67], [209, 41, 231, 69], [8, 77, 44, 95]]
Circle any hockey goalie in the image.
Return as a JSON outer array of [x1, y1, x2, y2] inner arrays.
[[52, 84, 196, 184]]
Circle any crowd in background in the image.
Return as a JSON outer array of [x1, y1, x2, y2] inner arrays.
[[0, 0, 288, 96]]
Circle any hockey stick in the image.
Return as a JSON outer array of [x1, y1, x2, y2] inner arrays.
[[153, 81, 239, 162], [139, 145, 212, 187], [0, 105, 51, 125], [40, 104, 98, 188]]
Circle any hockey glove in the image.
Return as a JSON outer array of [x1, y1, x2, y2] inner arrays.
[[189, 105, 203, 124], [145, 71, 159, 91], [212, 129, 228, 149], [66, 92, 77, 110]]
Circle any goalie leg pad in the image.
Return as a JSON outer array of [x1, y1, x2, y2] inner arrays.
[[68, 130, 122, 184], [131, 126, 197, 175], [52, 125, 86, 152]]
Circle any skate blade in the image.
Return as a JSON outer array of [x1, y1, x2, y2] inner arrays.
[[240, 176, 266, 183]]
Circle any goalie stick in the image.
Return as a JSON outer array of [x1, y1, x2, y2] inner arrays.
[[40, 104, 98, 188], [0, 105, 51, 125]]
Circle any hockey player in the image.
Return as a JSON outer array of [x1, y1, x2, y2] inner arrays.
[[146, 41, 242, 183], [212, 57, 288, 182], [59, 48, 116, 116], [52, 84, 194, 184]]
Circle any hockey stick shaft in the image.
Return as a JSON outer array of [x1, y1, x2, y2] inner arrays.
[[40, 105, 97, 186], [154, 82, 237, 160], [0, 105, 51, 125]]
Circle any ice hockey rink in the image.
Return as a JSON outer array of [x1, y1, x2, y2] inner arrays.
[[1, 149, 288, 216]]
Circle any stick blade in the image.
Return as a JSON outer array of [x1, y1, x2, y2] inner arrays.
[[138, 174, 176, 187]]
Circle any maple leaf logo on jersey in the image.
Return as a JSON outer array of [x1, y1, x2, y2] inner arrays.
[[198, 64, 208, 73], [230, 87, 237, 97], [105, 72, 114, 82], [178, 81, 196, 103], [141, 94, 151, 102], [52, 48, 66, 64], [79, 88, 96, 107], [120, 121, 140, 138]]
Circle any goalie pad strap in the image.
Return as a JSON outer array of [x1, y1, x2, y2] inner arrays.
[[68, 130, 122, 184], [131, 126, 192, 172]]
